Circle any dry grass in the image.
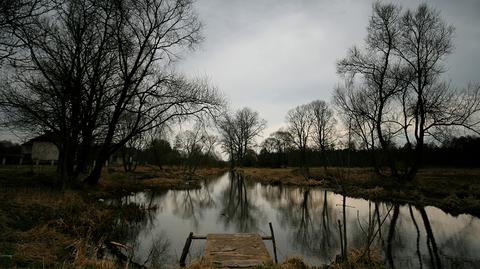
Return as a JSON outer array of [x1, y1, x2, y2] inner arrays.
[[0, 186, 119, 267], [327, 249, 383, 269], [239, 167, 377, 185], [98, 165, 227, 194]]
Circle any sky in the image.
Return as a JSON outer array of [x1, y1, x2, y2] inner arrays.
[[1, 0, 480, 143], [176, 0, 480, 139]]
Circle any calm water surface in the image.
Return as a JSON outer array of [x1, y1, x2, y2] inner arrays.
[[112, 172, 480, 268]]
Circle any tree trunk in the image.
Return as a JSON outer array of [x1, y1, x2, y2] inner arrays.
[[321, 145, 328, 171], [84, 146, 110, 185]]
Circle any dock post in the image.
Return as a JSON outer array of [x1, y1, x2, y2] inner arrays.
[[179, 232, 193, 267], [268, 222, 278, 263]]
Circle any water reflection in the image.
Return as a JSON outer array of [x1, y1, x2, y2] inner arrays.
[[112, 172, 480, 268], [274, 188, 339, 259], [218, 172, 264, 232]]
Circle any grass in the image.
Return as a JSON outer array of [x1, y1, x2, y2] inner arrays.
[[239, 166, 480, 217], [0, 164, 227, 268], [95, 165, 227, 198], [0, 188, 116, 267]]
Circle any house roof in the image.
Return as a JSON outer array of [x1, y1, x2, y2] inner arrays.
[[22, 132, 60, 146]]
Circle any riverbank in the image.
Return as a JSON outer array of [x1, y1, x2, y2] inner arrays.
[[0, 165, 226, 268], [95, 165, 227, 197], [238, 167, 480, 217]]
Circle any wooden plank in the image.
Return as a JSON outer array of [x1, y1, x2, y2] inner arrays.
[[202, 234, 272, 268]]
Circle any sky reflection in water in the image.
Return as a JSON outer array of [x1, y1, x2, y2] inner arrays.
[[113, 172, 480, 268]]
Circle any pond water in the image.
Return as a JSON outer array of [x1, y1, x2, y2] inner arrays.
[[111, 172, 480, 268]]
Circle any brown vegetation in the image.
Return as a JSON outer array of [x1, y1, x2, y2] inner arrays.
[[97, 165, 227, 196], [0, 187, 115, 267], [186, 253, 382, 269]]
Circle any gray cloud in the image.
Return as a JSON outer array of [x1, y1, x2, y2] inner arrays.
[[177, 0, 480, 137]]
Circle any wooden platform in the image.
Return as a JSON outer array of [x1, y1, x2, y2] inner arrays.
[[201, 233, 273, 268]]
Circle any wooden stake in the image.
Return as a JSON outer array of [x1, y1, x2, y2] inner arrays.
[[269, 222, 278, 264], [179, 232, 193, 267]]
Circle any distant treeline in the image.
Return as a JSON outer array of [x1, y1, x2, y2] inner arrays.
[[255, 136, 480, 168], [0, 138, 225, 169], [2, 135, 479, 168]]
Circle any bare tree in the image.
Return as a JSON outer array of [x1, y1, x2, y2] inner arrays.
[[286, 103, 313, 169], [0, 0, 48, 63], [260, 129, 293, 167], [395, 3, 480, 178], [333, 80, 380, 170], [175, 123, 217, 178], [337, 2, 405, 176], [217, 114, 238, 168], [309, 100, 336, 170], [0, 0, 224, 185], [217, 107, 266, 167], [335, 2, 480, 179]]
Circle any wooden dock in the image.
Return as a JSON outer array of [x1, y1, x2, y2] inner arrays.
[[202, 234, 272, 268], [179, 223, 278, 268]]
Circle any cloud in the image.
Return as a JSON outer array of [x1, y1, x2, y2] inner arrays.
[[178, 1, 369, 133], [177, 0, 480, 141]]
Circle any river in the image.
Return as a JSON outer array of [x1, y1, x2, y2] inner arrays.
[[110, 172, 480, 268]]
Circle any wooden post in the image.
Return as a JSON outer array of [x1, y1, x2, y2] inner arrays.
[[268, 222, 278, 264], [179, 232, 193, 267]]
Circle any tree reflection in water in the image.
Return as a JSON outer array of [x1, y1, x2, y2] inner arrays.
[[386, 204, 400, 268], [170, 182, 216, 229], [383, 204, 445, 269], [418, 206, 442, 269], [409, 205, 423, 269], [110, 192, 173, 267], [273, 187, 339, 259], [218, 172, 263, 232]]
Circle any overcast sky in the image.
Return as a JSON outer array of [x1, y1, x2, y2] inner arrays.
[[1, 0, 479, 142], [176, 0, 480, 138]]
